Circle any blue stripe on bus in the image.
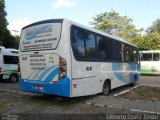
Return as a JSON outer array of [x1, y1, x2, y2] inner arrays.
[[19, 76, 70, 97], [112, 63, 128, 83], [31, 70, 42, 80], [112, 63, 140, 83], [44, 67, 59, 82], [38, 66, 56, 80]]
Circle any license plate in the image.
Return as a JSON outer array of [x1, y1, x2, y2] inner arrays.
[[34, 86, 44, 90]]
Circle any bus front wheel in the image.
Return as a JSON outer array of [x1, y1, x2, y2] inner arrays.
[[102, 81, 111, 96]]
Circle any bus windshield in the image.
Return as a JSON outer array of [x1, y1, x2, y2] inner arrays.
[[20, 22, 62, 52]]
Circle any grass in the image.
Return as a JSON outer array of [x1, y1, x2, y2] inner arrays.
[[120, 86, 160, 102]]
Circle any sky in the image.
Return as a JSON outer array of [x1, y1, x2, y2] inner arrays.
[[5, 0, 160, 35]]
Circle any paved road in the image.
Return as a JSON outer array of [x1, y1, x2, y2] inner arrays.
[[0, 75, 160, 116], [81, 75, 160, 114], [83, 95, 160, 114], [140, 75, 160, 86], [0, 75, 160, 96], [0, 90, 151, 120]]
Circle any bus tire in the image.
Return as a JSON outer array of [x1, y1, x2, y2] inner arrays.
[[9, 74, 18, 83], [102, 80, 111, 96]]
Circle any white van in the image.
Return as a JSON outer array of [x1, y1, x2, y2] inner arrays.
[[0, 46, 19, 82]]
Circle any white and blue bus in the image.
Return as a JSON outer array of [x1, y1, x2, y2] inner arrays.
[[19, 19, 140, 97]]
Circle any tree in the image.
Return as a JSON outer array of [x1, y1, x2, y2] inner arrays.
[[147, 18, 160, 33], [142, 18, 160, 50], [0, 0, 8, 41], [145, 33, 160, 50], [0, 0, 19, 48], [89, 10, 160, 50], [129, 35, 144, 50], [89, 10, 143, 40], [14, 35, 20, 49], [129, 33, 160, 50], [3, 29, 19, 48]]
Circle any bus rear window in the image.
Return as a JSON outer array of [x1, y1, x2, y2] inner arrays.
[[3, 55, 19, 64], [20, 22, 62, 52]]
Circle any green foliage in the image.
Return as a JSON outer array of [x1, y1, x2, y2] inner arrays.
[[129, 33, 160, 50], [131, 19, 160, 50], [90, 10, 143, 39], [2, 30, 19, 49], [0, 0, 8, 41], [14, 35, 20, 49], [145, 33, 160, 50], [141, 18, 160, 50], [90, 10, 160, 50], [0, 0, 19, 49], [147, 19, 160, 33]]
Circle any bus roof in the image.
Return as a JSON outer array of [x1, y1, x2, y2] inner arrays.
[[0, 46, 18, 54], [140, 50, 160, 53], [21, 18, 138, 48]]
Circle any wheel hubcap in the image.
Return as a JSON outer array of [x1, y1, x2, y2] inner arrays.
[[11, 76, 17, 82], [103, 85, 109, 95]]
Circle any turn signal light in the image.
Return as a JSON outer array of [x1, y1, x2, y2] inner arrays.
[[60, 60, 65, 66], [0, 67, 2, 73], [18, 62, 20, 72], [60, 67, 65, 72], [59, 57, 67, 79]]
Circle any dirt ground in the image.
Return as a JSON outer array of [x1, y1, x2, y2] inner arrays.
[[119, 86, 160, 102], [0, 91, 134, 114], [1, 90, 158, 120]]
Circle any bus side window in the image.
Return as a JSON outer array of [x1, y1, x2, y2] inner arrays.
[[106, 38, 114, 60], [85, 32, 96, 59], [133, 49, 139, 62], [114, 41, 122, 61], [97, 35, 105, 59], [128, 47, 136, 62], [72, 27, 85, 58], [123, 44, 129, 61], [143, 53, 152, 61], [153, 53, 159, 61]]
